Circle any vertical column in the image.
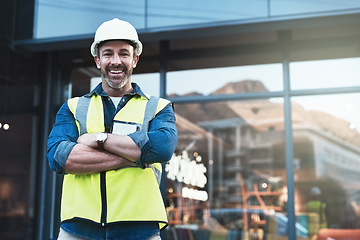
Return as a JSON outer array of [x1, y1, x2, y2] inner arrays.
[[281, 30, 297, 240], [36, 52, 54, 240], [159, 40, 169, 240], [208, 130, 214, 208], [218, 134, 224, 195], [159, 40, 169, 98]]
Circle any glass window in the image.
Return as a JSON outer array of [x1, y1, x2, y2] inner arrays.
[[132, 73, 160, 97], [271, 0, 360, 16], [167, 64, 283, 97], [292, 94, 360, 239], [34, 0, 360, 39], [34, 0, 145, 39], [147, 0, 268, 28], [34, 0, 269, 39], [164, 96, 288, 239], [290, 58, 360, 90]]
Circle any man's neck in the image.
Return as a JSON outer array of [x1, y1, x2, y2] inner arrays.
[[103, 83, 133, 97]]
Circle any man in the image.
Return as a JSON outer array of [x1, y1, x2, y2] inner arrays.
[[306, 187, 327, 238], [47, 18, 178, 240]]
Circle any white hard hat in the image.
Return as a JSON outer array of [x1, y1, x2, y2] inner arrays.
[[90, 18, 143, 57]]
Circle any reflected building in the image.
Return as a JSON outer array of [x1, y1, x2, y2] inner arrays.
[[166, 80, 360, 238]]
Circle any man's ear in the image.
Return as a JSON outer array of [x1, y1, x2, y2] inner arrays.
[[133, 55, 139, 68], [94, 55, 100, 69]]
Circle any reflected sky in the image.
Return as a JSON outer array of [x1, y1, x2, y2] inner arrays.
[[293, 94, 360, 133], [34, 0, 360, 39], [165, 57, 360, 132], [290, 58, 360, 90], [34, 0, 146, 38], [291, 58, 360, 132], [167, 64, 283, 95]]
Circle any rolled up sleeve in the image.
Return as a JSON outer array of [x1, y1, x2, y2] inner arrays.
[[128, 104, 178, 168], [47, 102, 79, 174]]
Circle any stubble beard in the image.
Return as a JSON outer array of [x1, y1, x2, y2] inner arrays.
[[101, 64, 133, 90]]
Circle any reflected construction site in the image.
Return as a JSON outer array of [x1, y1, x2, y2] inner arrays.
[[164, 80, 360, 239]]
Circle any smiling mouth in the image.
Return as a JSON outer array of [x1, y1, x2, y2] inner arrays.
[[109, 69, 124, 74]]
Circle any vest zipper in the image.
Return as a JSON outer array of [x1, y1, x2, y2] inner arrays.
[[100, 171, 107, 226]]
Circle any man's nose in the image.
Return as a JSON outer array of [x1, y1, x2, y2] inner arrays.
[[111, 54, 122, 64]]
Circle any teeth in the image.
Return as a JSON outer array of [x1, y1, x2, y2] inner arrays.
[[110, 70, 123, 73]]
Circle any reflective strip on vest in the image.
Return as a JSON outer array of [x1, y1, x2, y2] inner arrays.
[[143, 96, 162, 185], [76, 96, 91, 135], [143, 96, 158, 132]]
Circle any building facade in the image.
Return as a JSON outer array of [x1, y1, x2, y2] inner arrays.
[[1, 0, 360, 239]]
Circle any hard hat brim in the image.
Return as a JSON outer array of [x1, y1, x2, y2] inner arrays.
[[90, 39, 142, 57]]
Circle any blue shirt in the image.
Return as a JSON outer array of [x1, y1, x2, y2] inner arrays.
[[47, 82, 178, 239]]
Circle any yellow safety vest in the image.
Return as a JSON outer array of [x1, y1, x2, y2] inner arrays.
[[61, 93, 170, 230], [306, 200, 327, 229]]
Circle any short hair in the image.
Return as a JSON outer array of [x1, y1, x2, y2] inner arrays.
[[97, 40, 137, 58]]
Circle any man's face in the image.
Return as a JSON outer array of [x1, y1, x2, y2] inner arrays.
[[95, 40, 139, 90]]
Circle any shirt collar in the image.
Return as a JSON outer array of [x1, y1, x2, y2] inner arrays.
[[84, 82, 149, 99]]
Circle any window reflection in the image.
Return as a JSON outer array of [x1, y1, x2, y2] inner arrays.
[[290, 58, 360, 90], [293, 94, 360, 239], [35, 0, 145, 38], [271, 0, 360, 16], [292, 94, 360, 147], [35, 0, 268, 39], [165, 80, 287, 239], [167, 64, 283, 97], [132, 73, 160, 97], [147, 0, 268, 28], [35, 0, 360, 39], [165, 89, 360, 239]]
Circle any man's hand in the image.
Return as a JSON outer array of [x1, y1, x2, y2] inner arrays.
[[77, 133, 97, 148]]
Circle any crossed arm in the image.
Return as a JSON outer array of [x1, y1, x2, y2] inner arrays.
[[47, 101, 177, 175], [64, 133, 140, 174]]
